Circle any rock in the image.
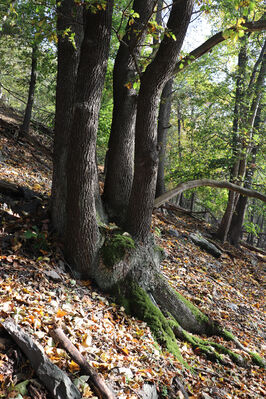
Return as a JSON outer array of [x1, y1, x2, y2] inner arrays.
[[43, 270, 62, 281], [0, 150, 5, 163], [2, 319, 81, 399], [118, 367, 134, 379], [168, 229, 179, 238], [227, 303, 238, 312], [139, 383, 158, 399], [190, 233, 222, 258]]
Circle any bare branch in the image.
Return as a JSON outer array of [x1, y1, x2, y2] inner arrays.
[[154, 179, 266, 208], [174, 18, 266, 75]]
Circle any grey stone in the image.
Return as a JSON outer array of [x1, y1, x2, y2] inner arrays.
[[43, 269, 62, 281], [2, 319, 81, 399], [190, 233, 222, 258], [139, 383, 158, 399], [168, 229, 179, 238], [227, 303, 238, 312]]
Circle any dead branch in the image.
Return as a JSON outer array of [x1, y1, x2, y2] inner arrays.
[[154, 179, 266, 208], [50, 327, 116, 399]]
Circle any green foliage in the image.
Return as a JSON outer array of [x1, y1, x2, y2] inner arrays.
[[23, 225, 48, 251]]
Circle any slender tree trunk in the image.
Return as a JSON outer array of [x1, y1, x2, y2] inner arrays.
[[64, 2, 113, 277], [247, 200, 255, 245], [257, 217, 265, 248], [51, 0, 83, 237], [103, 0, 156, 223], [216, 39, 248, 242], [125, 0, 193, 241], [156, 78, 173, 197], [228, 45, 265, 245], [19, 44, 38, 136]]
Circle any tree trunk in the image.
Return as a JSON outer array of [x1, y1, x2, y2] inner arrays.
[[125, 0, 193, 241], [216, 38, 248, 242], [51, 0, 83, 237], [156, 78, 173, 197], [64, 2, 113, 277], [103, 0, 156, 223], [19, 44, 38, 136], [228, 43, 265, 245]]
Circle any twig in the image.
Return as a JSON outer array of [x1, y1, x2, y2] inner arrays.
[[50, 327, 116, 399]]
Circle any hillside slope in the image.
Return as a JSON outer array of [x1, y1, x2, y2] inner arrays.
[[0, 105, 265, 398]]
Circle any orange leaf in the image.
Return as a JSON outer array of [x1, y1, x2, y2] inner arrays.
[[56, 309, 67, 318]]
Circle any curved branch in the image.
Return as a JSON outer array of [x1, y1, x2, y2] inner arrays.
[[174, 18, 266, 75], [154, 179, 266, 208]]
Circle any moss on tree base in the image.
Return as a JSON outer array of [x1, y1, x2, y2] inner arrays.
[[101, 232, 135, 268], [97, 236, 265, 370], [114, 281, 187, 366]]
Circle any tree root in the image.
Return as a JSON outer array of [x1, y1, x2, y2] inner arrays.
[[98, 240, 265, 370]]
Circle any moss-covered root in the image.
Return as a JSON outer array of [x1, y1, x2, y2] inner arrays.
[[115, 282, 188, 367], [221, 329, 266, 368], [153, 274, 220, 335], [169, 318, 246, 367]]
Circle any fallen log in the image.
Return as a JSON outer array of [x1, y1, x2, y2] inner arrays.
[[240, 241, 266, 256], [1, 318, 81, 399], [51, 327, 116, 399], [0, 179, 23, 197]]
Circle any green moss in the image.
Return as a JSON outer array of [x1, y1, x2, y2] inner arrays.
[[154, 245, 165, 255], [101, 234, 135, 268], [174, 291, 210, 326], [117, 282, 186, 365], [250, 352, 266, 368], [222, 329, 236, 341]]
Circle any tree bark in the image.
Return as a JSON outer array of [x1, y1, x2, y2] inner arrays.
[[103, 0, 157, 223], [156, 78, 173, 197], [51, 0, 83, 237], [64, 2, 113, 277], [125, 0, 193, 241], [19, 44, 38, 136]]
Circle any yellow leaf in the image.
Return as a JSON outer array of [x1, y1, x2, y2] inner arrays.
[[33, 183, 42, 191], [121, 347, 129, 355], [68, 360, 80, 372]]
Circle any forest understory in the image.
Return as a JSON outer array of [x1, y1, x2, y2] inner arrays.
[[0, 104, 265, 398]]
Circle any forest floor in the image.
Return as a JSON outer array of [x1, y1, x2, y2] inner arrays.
[[0, 102, 265, 399]]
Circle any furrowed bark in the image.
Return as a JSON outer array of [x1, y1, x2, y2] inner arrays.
[[65, 2, 113, 277], [51, 0, 83, 237], [104, 0, 157, 223], [125, 0, 193, 241]]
